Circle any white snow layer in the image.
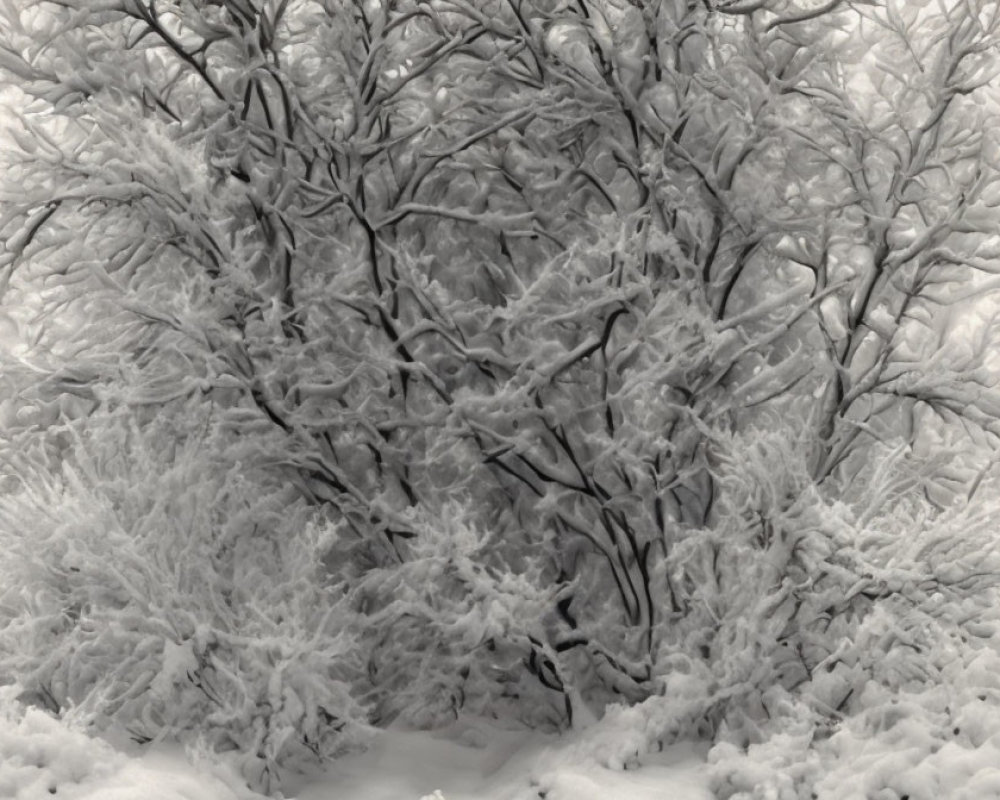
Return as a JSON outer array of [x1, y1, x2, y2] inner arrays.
[[0, 704, 711, 800], [290, 720, 710, 800]]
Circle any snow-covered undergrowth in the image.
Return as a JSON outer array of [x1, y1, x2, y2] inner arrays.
[[0, 695, 712, 800], [710, 610, 1000, 799], [8, 648, 1000, 800], [4, 412, 1000, 799], [0, 412, 371, 793]]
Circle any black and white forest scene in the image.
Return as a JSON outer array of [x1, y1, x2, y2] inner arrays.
[[2, 1, 1000, 798]]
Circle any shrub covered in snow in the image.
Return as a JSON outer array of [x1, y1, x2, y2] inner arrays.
[[705, 467, 1000, 799], [0, 408, 370, 792], [710, 644, 1000, 800], [345, 501, 568, 730]]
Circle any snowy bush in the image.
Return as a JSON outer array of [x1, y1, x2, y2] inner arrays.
[[704, 460, 1000, 799], [710, 642, 1000, 800], [0, 408, 370, 792], [560, 672, 716, 773], [659, 428, 998, 722], [347, 501, 568, 729]]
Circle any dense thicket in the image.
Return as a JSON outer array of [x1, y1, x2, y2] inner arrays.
[[2, 0, 1000, 793]]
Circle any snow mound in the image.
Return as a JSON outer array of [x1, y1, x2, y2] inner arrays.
[[0, 702, 251, 800], [0, 705, 125, 798]]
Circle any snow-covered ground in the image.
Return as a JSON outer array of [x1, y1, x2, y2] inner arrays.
[[290, 721, 710, 800], [0, 703, 247, 800], [0, 702, 712, 800]]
